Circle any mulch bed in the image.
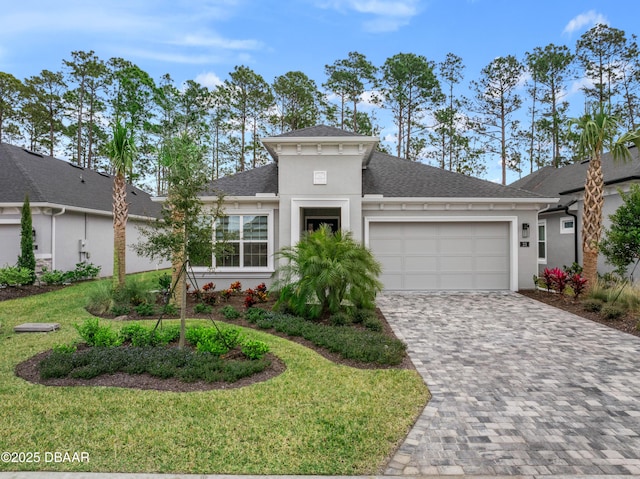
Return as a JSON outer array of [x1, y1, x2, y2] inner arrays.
[[12, 288, 414, 392], [0, 284, 66, 302], [518, 289, 640, 338]]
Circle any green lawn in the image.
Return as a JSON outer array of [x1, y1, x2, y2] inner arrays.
[[0, 272, 429, 474]]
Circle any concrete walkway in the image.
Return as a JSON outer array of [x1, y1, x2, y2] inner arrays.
[[378, 291, 640, 477]]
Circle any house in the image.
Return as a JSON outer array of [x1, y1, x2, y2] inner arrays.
[[190, 125, 557, 291], [0, 143, 169, 276], [510, 146, 640, 277]]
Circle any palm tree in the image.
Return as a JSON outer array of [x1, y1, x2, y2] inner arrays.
[[569, 107, 640, 287], [107, 120, 136, 289]]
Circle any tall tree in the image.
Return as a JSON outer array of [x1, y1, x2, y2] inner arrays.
[[324, 51, 378, 133], [525, 44, 575, 168], [63, 50, 110, 168], [379, 52, 440, 159], [216, 66, 272, 171], [0, 72, 23, 143], [568, 107, 640, 287], [600, 184, 640, 278], [23, 70, 66, 156], [107, 120, 137, 289], [272, 71, 325, 133], [575, 24, 627, 111], [471, 55, 524, 185]]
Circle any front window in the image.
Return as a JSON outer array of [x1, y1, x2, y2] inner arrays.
[[215, 215, 269, 268], [538, 220, 547, 263]]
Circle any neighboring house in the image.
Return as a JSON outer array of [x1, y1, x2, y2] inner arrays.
[[510, 146, 640, 278], [0, 143, 169, 276], [191, 126, 557, 291]]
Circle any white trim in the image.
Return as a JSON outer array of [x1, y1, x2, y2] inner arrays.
[[364, 216, 519, 291], [0, 219, 20, 225], [361, 196, 559, 205], [537, 219, 547, 265], [0, 202, 156, 220], [560, 216, 575, 234], [206, 210, 274, 274], [291, 198, 350, 245]]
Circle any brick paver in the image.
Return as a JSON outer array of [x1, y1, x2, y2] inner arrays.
[[378, 291, 640, 476]]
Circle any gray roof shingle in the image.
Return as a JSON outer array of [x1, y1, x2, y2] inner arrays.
[[274, 125, 367, 138], [0, 143, 162, 218], [203, 163, 278, 196], [511, 146, 640, 203]]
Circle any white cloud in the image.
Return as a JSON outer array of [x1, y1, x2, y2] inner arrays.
[[195, 72, 224, 88], [563, 10, 608, 35], [170, 34, 263, 51], [317, 0, 420, 32]]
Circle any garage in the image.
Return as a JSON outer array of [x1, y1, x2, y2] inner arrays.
[[368, 221, 511, 290]]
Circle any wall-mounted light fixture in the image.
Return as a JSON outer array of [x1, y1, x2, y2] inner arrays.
[[32, 228, 36, 241], [522, 223, 530, 238]]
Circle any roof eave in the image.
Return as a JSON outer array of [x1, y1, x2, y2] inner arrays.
[[559, 175, 640, 195]]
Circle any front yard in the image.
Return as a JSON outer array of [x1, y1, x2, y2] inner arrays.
[[0, 272, 428, 475]]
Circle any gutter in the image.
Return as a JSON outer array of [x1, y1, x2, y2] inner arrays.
[[562, 201, 579, 265]]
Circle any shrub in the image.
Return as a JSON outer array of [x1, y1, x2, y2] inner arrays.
[[363, 316, 383, 332], [274, 224, 382, 318], [186, 325, 244, 355], [74, 318, 122, 347], [582, 298, 604, 312], [120, 323, 179, 347], [135, 302, 156, 316], [40, 268, 67, 285], [601, 304, 626, 320], [52, 343, 77, 355], [244, 293, 256, 309], [161, 303, 179, 315], [329, 312, 350, 326], [229, 281, 242, 293], [0, 266, 34, 286], [221, 305, 241, 319], [194, 303, 213, 314], [245, 307, 268, 323], [85, 283, 114, 315], [68, 261, 101, 281], [111, 304, 131, 316], [158, 273, 172, 291], [568, 273, 588, 298], [349, 308, 376, 324], [17, 195, 36, 284], [241, 339, 270, 359]]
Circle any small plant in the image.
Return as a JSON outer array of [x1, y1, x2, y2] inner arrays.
[[563, 262, 583, 276], [220, 289, 232, 301], [202, 282, 215, 292], [52, 343, 77, 355], [229, 281, 242, 293], [329, 312, 350, 326], [161, 303, 179, 315], [568, 273, 588, 298], [67, 261, 101, 281], [244, 292, 256, 309], [134, 302, 155, 316], [350, 308, 376, 324], [0, 266, 34, 286], [256, 282, 267, 293], [74, 318, 121, 347], [186, 325, 244, 355], [194, 303, 213, 314], [245, 307, 268, 323], [158, 273, 172, 291], [111, 304, 131, 316], [582, 298, 604, 312], [221, 305, 241, 319], [241, 339, 270, 360], [363, 316, 383, 332], [601, 304, 626, 320], [40, 267, 67, 285]]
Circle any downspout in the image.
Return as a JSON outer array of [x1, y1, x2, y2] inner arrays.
[[562, 201, 579, 266], [50, 208, 66, 270]]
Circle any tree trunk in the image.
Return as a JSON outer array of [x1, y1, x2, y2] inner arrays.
[[112, 174, 128, 288], [581, 156, 604, 288]]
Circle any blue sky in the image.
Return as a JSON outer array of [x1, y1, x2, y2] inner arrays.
[[1, 0, 639, 183]]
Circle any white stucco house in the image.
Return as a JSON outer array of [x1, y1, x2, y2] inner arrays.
[[191, 126, 558, 291], [511, 145, 640, 278], [0, 143, 169, 276]]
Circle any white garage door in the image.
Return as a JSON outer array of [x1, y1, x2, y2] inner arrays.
[[369, 222, 510, 290]]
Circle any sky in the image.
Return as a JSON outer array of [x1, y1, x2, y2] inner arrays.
[[1, 0, 639, 184]]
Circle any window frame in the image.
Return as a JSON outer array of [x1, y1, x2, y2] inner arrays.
[[211, 211, 274, 273], [537, 219, 547, 264], [560, 216, 575, 235]]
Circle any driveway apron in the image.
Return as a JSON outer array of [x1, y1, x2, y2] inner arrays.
[[378, 291, 640, 476]]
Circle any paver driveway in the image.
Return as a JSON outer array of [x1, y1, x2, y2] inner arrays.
[[378, 291, 640, 476]]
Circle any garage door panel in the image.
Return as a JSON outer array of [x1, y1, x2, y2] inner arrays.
[[369, 221, 510, 290], [404, 255, 438, 271]]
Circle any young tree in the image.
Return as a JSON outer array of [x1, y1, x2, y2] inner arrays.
[[107, 120, 137, 289], [134, 134, 224, 347], [471, 55, 524, 185], [17, 195, 36, 285], [324, 51, 378, 133], [379, 52, 440, 159], [568, 107, 640, 287], [600, 184, 640, 278]]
